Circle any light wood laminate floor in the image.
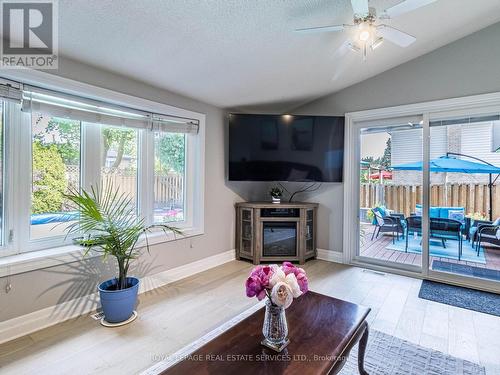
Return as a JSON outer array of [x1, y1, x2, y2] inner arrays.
[[1, 260, 499, 374]]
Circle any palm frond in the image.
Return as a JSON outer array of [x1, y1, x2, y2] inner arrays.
[[63, 182, 181, 290]]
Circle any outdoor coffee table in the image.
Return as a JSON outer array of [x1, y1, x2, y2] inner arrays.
[[160, 291, 371, 374]]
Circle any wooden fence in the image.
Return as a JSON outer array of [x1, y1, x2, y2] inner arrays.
[[66, 166, 183, 206], [360, 183, 500, 219]]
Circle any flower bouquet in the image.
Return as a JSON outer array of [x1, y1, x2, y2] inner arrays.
[[245, 262, 308, 351]]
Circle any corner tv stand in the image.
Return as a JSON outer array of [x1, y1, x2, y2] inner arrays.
[[235, 202, 318, 265]]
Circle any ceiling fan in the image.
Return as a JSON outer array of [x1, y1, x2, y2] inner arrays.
[[295, 0, 437, 60]]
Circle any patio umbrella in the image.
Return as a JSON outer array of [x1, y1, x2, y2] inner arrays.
[[369, 171, 392, 180], [392, 155, 500, 220]]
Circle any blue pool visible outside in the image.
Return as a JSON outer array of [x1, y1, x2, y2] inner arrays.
[[31, 208, 183, 225]]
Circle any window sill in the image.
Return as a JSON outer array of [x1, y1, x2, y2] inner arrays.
[[0, 227, 203, 278]]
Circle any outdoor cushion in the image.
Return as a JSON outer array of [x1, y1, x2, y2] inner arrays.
[[376, 206, 388, 216], [430, 207, 441, 218], [415, 204, 465, 221], [447, 209, 465, 222], [371, 206, 388, 224], [415, 204, 439, 217], [439, 207, 465, 220]]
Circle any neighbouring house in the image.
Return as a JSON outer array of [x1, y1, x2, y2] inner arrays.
[[391, 118, 500, 185]]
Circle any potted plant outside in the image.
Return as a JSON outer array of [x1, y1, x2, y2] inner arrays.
[[270, 187, 283, 204], [64, 184, 181, 324]]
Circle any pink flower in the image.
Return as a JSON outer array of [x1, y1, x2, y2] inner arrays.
[[281, 261, 297, 275], [251, 265, 275, 289], [245, 275, 266, 300], [281, 262, 308, 294], [245, 265, 276, 300], [295, 271, 309, 294]]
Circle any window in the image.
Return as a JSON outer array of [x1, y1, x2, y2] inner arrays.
[[0, 102, 4, 246], [154, 132, 185, 223], [30, 114, 81, 240], [0, 80, 203, 258], [100, 125, 139, 212]]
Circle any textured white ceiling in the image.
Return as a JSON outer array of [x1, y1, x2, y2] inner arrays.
[[57, 0, 500, 110]]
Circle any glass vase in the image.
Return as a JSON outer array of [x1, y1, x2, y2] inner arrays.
[[261, 299, 289, 351]]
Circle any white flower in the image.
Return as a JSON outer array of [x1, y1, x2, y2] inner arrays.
[[271, 282, 293, 308], [269, 267, 302, 298]]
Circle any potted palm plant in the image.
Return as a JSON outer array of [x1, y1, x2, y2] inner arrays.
[[64, 184, 181, 324]]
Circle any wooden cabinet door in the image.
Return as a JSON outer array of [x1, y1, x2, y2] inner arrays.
[[305, 208, 316, 257], [239, 208, 253, 257]]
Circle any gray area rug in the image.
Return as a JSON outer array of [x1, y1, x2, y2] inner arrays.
[[341, 329, 485, 375], [419, 279, 500, 316]]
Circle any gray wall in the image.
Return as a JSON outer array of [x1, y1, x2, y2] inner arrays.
[[292, 21, 500, 253], [3, 20, 500, 321], [0, 57, 243, 322]]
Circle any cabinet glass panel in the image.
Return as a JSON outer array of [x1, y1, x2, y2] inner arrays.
[[306, 209, 314, 252], [242, 209, 252, 221], [306, 209, 313, 221], [242, 220, 252, 239], [242, 239, 252, 254]]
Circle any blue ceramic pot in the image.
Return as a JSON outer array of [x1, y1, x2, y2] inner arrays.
[[98, 276, 139, 323]]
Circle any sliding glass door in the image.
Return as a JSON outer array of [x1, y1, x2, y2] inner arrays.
[[347, 98, 500, 292], [426, 109, 500, 286], [356, 115, 423, 271]]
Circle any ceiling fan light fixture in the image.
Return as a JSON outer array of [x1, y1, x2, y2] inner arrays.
[[357, 22, 372, 42], [371, 37, 384, 50], [359, 30, 370, 41], [348, 42, 361, 53]]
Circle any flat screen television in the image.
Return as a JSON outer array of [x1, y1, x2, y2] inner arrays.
[[229, 114, 344, 182]]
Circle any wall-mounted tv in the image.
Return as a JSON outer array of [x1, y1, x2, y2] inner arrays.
[[229, 114, 344, 182]]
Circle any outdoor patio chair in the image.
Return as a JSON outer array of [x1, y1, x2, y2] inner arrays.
[[475, 220, 500, 256], [371, 210, 404, 244], [430, 218, 463, 260], [470, 217, 500, 248], [405, 217, 463, 259], [405, 216, 422, 252]]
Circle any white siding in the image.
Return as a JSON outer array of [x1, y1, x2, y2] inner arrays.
[[391, 121, 500, 185], [461, 121, 500, 166], [391, 129, 423, 166], [391, 127, 447, 164], [430, 126, 447, 159]]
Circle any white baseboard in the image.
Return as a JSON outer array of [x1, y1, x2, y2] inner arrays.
[[0, 249, 236, 345], [317, 248, 344, 264]]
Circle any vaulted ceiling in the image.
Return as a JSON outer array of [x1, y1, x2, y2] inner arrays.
[[58, 0, 500, 110]]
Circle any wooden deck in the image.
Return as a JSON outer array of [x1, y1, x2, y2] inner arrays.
[[360, 223, 500, 271]]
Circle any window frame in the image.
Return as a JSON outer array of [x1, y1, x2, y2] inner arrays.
[[0, 70, 205, 270]]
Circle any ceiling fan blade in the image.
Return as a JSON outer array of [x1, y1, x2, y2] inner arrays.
[[377, 25, 416, 47], [295, 24, 345, 34], [384, 0, 437, 18], [332, 41, 352, 81], [351, 0, 369, 16]]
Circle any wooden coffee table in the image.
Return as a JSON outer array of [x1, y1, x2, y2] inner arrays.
[[160, 291, 371, 374]]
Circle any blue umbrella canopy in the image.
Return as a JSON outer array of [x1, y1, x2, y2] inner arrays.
[[392, 156, 500, 174]]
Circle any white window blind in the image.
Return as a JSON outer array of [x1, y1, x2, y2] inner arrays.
[[22, 86, 151, 129], [21, 85, 199, 133], [0, 78, 22, 103], [358, 115, 423, 133], [152, 114, 199, 134]]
